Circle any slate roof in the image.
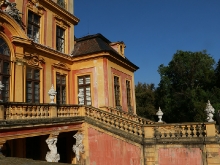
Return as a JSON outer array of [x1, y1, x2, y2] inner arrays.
[[71, 33, 139, 70], [0, 154, 77, 165]]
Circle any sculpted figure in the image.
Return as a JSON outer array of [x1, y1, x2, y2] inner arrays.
[[72, 133, 84, 161], [45, 137, 60, 162], [2, 0, 23, 26]]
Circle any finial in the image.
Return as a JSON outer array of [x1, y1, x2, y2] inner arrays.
[[156, 107, 163, 123]]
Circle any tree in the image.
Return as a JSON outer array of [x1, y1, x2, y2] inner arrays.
[[135, 82, 157, 120], [156, 50, 217, 122]]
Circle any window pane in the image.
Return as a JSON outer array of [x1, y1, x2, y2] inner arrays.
[[26, 68, 32, 79], [62, 86, 66, 104], [34, 70, 39, 80], [85, 77, 90, 84], [78, 77, 83, 85], [0, 37, 10, 56], [62, 76, 66, 85], [3, 62, 9, 74], [78, 88, 84, 105]]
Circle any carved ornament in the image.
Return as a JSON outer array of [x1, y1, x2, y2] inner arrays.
[[54, 14, 71, 28], [0, 0, 24, 27], [27, 0, 45, 15], [53, 61, 70, 71], [24, 53, 45, 66]]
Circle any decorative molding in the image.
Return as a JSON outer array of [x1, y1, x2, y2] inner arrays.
[[72, 132, 84, 162], [54, 14, 71, 28], [40, 0, 79, 25], [27, 0, 45, 15], [24, 53, 45, 66], [53, 61, 70, 71]]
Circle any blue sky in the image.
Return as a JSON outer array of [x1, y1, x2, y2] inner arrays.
[[74, 0, 220, 86]]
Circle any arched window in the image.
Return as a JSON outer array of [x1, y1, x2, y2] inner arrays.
[[0, 37, 10, 102]]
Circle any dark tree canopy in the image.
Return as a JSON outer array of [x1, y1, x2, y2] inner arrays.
[[135, 82, 157, 120], [135, 50, 220, 123]]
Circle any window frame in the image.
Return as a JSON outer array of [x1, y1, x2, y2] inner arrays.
[[27, 10, 41, 43], [56, 26, 65, 53], [0, 37, 11, 102], [56, 73, 66, 104], [114, 76, 121, 107], [77, 75, 92, 106], [26, 67, 40, 103], [126, 80, 131, 106]]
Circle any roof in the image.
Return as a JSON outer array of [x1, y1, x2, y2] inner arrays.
[[71, 33, 115, 56], [0, 154, 77, 165], [71, 33, 139, 70]]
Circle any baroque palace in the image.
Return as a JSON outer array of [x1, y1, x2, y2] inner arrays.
[[0, 0, 220, 165]]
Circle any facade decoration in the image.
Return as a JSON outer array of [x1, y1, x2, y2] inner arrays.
[[156, 107, 163, 123], [72, 132, 84, 162], [48, 84, 57, 104], [0, 0, 23, 27], [24, 53, 45, 66], [205, 100, 215, 122], [45, 136, 60, 162]]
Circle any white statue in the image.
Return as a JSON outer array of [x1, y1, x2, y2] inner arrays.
[[205, 100, 215, 122], [45, 137, 60, 162], [72, 132, 84, 161]]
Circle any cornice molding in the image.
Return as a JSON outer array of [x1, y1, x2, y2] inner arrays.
[[54, 14, 71, 27], [33, 42, 73, 61], [41, 0, 79, 25], [52, 61, 71, 71]]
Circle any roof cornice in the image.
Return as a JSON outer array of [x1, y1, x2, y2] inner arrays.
[[41, 0, 79, 25]]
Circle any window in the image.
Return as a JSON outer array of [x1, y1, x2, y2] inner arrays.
[[114, 76, 120, 107], [27, 11, 40, 43], [0, 37, 10, 102], [56, 73, 66, 104], [126, 80, 131, 106], [26, 67, 40, 103], [56, 26, 65, 53], [57, 0, 66, 9], [78, 75, 91, 105]]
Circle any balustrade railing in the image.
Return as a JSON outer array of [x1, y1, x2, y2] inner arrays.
[[3, 103, 50, 119], [85, 106, 144, 137], [100, 106, 155, 125], [0, 103, 216, 139], [152, 124, 207, 139]]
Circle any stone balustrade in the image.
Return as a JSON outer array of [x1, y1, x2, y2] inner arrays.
[[100, 106, 154, 125], [85, 106, 144, 137], [0, 103, 217, 139], [2, 103, 51, 119]]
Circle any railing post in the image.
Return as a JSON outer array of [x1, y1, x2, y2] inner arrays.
[[206, 123, 216, 137], [144, 126, 154, 138], [50, 105, 57, 118], [0, 105, 4, 120]]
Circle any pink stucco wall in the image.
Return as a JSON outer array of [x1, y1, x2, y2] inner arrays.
[[159, 148, 202, 165], [88, 127, 141, 165]]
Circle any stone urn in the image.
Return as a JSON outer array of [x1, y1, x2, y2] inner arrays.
[[48, 84, 57, 104], [156, 107, 163, 123]]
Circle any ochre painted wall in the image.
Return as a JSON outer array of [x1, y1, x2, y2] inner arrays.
[[88, 127, 141, 165]]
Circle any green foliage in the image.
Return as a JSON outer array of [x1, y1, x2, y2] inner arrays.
[[135, 82, 157, 120], [135, 50, 220, 123], [156, 50, 219, 122]]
